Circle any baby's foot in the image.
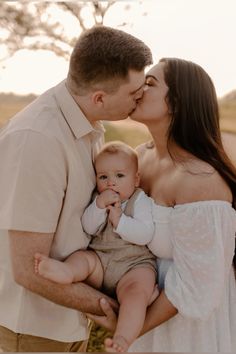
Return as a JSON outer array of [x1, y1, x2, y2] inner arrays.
[[104, 335, 129, 353], [34, 253, 74, 284]]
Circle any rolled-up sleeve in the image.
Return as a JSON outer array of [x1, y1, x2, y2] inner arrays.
[[164, 203, 235, 320]]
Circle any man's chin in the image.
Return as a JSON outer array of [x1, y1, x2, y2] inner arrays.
[[128, 108, 137, 119]]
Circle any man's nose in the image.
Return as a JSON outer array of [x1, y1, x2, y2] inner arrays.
[[134, 87, 144, 101]]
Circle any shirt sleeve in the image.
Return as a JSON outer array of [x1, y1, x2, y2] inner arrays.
[[164, 203, 236, 320], [114, 191, 154, 245], [0, 130, 67, 232], [81, 197, 107, 235]]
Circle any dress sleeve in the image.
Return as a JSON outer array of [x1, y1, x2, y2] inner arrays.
[[164, 203, 235, 320]]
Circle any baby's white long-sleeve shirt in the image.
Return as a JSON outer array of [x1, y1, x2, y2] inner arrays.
[[81, 190, 154, 245]]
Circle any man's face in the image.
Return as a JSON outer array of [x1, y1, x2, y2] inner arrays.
[[101, 69, 146, 121]]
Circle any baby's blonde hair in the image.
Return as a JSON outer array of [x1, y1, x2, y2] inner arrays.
[[95, 141, 138, 171]]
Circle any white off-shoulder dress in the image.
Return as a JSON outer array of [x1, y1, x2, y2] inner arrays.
[[129, 201, 236, 352]]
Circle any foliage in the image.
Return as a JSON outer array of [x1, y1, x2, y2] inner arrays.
[[0, 1, 139, 61], [87, 323, 111, 352]]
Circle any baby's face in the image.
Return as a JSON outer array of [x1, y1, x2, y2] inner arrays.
[[95, 152, 140, 202]]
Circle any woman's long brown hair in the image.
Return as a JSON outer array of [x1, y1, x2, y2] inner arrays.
[[160, 57, 236, 271]]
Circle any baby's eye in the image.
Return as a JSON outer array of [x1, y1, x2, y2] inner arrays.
[[98, 175, 107, 180], [117, 173, 125, 178]]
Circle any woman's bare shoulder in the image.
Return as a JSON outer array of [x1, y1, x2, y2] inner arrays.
[[175, 160, 232, 204]]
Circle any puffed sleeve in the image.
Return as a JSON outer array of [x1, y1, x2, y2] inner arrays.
[[164, 202, 236, 320]]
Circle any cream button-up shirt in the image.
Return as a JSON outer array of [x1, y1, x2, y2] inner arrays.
[[0, 80, 104, 342]]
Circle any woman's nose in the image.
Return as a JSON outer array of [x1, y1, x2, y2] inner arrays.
[[134, 87, 144, 101]]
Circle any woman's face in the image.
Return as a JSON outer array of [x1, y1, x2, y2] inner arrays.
[[130, 62, 170, 125]]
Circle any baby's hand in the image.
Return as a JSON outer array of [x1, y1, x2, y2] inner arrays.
[[107, 201, 122, 228], [96, 189, 120, 209]]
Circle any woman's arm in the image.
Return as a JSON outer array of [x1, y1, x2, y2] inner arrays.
[[86, 290, 177, 335], [140, 290, 178, 335]]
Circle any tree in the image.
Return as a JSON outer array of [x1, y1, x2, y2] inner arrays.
[[0, 1, 142, 61]]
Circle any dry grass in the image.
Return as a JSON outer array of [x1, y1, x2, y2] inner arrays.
[[1, 93, 235, 144], [0, 94, 151, 147]]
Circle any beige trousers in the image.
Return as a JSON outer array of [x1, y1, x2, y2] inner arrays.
[[0, 325, 89, 352]]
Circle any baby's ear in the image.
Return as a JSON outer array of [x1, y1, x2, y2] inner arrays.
[[135, 171, 140, 187]]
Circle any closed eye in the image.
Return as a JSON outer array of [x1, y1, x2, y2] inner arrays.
[[145, 80, 152, 86]]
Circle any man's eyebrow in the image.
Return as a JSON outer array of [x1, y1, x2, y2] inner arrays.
[[146, 74, 158, 81]]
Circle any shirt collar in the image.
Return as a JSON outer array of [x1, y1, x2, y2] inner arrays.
[[53, 80, 104, 140]]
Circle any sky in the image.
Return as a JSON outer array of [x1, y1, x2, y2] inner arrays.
[[0, 0, 236, 98]]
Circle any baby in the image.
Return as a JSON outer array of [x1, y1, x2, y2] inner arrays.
[[34, 141, 158, 352]]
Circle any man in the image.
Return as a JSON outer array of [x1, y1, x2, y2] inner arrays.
[[0, 25, 152, 352]]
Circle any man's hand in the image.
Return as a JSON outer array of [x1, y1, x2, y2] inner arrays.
[[96, 189, 120, 209], [86, 298, 118, 333]]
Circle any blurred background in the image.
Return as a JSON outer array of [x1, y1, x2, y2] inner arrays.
[[0, 0, 236, 350]]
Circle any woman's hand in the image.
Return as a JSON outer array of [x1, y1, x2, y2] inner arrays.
[[86, 298, 118, 333]]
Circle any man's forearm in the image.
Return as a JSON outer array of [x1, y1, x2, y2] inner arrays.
[[9, 230, 118, 315], [19, 273, 118, 315]]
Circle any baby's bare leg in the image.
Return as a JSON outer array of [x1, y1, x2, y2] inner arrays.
[[34, 250, 103, 288], [105, 267, 158, 352]]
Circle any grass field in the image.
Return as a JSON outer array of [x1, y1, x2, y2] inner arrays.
[[1, 92, 236, 144]]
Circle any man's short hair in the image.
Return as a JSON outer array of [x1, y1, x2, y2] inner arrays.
[[67, 25, 153, 95]]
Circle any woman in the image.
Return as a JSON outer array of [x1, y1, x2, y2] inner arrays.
[[88, 58, 236, 352]]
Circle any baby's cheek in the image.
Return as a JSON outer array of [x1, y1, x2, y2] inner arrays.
[[100, 187, 112, 195], [96, 182, 104, 193]]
